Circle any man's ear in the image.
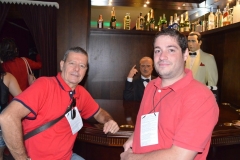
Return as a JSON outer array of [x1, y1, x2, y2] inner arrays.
[[183, 49, 189, 61], [199, 40, 202, 46], [60, 60, 64, 71]]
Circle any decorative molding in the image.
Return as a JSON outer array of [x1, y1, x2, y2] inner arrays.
[[0, 0, 59, 9]]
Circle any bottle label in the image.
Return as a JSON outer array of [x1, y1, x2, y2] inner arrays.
[[150, 23, 154, 30], [98, 22, 103, 28]]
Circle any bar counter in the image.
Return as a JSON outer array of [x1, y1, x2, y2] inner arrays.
[[73, 99, 240, 159]]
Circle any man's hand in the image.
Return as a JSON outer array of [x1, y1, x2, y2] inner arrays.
[[120, 147, 133, 160], [128, 65, 138, 78], [103, 119, 119, 134], [123, 133, 133, 151]]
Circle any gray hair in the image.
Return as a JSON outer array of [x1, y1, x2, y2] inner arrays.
[[62, 47, 88, 62]]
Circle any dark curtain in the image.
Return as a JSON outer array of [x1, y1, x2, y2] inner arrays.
[[0, 2, 10, 31], [18, 4, 57, 76]]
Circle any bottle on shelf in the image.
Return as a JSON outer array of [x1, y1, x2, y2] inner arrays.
[[208, 7, 215, 30], [169, 16, 173, 27], [161, 13, 167, 30], [233, 0, 240, 23], [157, 16, 162, 31], [179, 14, 185, 32], [202, 16, 206, 32], [215, 5, 223, 28], [97, 14, 104, 29], [172, 13, 179, 31], [123, 13, 131, 30], [110, 7, 117, 29], [195, 19, 202, 32], [184, 11, 190, 32], [136, 16, 140, 30], [223, 3, 230, 26], [145, 12, 150, 31], [139, 12, 144, 30], [149, 9, 155, 31]]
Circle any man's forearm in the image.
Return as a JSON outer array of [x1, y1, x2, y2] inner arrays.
[[94, 108, 113, 123], [1, 117, 28, 159]]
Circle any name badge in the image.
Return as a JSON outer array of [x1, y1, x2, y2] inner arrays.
[[140, 112, 159, 147], [65, 107, 83, 134]]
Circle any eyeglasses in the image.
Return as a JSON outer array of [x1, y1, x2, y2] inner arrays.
[[70, 98, 76, 119]]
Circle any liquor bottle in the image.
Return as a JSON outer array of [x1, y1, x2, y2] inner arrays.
[[202, 17, 206, 32], [97, 14, 104, 28], [123, 13, 131, 30], [157, 16, 162, 31], [136, 16, 140, 30], [149, 9, 155, 31], [215, 6, 223, 28], [184, 12, 190, 32], [169, 16, 173, 26], [161, 13, 167, 30], [208, 7, 215, 30], [223, 3, 230, 26], [233, 0, 240, 23], [139, 12, 144, 30], [110, 7, 116, 29], [145, 12, 150, 31], [179, 14, 185, 32], [172, 13, 179, 31]]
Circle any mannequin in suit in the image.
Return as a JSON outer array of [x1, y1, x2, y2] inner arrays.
[[123, 57, 154, 101], [186, 32, 218, 102], [123, 57, 155, 125], [186, 32, 218, 87]]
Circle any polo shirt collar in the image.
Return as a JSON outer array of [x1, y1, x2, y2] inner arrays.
[[56, 72, 73, 92], [153, 69, 194, 92]]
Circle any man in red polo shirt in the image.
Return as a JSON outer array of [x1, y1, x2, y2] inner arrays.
[[0, 47, 119, 160], [120, 29, 219, 160]]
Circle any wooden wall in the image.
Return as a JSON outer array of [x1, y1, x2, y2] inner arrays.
[[201, 25, 240, 105], [87, 30, 156, 99]]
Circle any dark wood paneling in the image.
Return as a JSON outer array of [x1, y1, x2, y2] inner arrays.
[[57, 0, 90, 72], [87, 31, 156, 99], [201, 23, 240, 105]]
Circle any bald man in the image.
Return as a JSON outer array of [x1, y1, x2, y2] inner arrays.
[[123, 57, 155, 101]]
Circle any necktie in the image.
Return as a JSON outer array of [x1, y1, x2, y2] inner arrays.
[[141, 78, 150, 82], [189, 52, 197, 56]]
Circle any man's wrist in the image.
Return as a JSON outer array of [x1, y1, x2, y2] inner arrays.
[[127, 77, 133, 82]]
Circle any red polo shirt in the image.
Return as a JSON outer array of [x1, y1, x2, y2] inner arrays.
[[14, 73, 99, 159], [132, 69, 219, 160]]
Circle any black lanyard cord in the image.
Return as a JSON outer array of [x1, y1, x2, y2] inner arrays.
[[149, 88, 173, 115]]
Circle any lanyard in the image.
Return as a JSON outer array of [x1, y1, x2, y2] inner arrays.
[[148, 87, 173, 115]]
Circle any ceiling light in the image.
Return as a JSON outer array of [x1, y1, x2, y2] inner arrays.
[[146, 0, 150, 4], [144, 4, 147, 7]]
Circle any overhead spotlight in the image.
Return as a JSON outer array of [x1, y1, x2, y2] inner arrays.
[[182, 3, 186, 6], [144, 4, 147, 7], [178, 7, 181, 9], [146, 0, 150, 4]]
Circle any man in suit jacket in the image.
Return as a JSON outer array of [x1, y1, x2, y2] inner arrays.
[[186, 32, 218, 87], [186, 32, 218, 102], [123, 57, 154, 101]]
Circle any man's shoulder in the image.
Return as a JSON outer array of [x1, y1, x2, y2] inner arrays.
[[200, 50, 214, 57]]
